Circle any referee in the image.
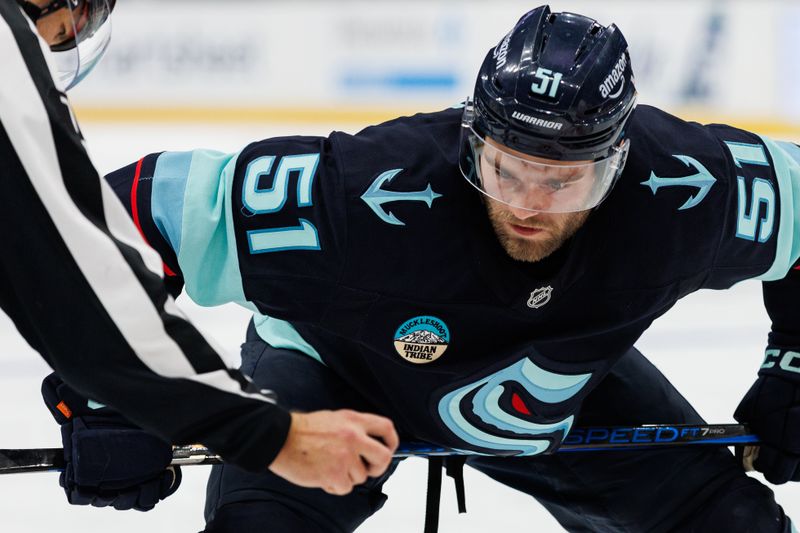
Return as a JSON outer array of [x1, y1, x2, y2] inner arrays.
[[1, 0, 397, 502]]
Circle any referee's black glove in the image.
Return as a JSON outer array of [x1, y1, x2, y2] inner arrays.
[[41, 373, 181, 511]]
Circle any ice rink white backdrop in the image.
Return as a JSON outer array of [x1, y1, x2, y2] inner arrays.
[[1, 1, 799, 531]]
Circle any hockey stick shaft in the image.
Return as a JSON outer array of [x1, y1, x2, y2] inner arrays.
[[0, 423, 759, 475]]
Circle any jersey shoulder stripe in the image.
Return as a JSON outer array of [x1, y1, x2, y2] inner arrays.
[[755, 138, 800, 280]]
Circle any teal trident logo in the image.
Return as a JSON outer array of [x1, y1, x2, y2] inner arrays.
[[361, 169, 442, 226], [641, 155, 717, 210]]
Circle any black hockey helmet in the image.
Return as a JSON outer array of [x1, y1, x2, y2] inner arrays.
[[460, 5, 637, 213], [19, 0, 116, 89]]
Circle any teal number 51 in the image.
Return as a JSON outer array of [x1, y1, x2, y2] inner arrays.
[[242, 153, 321, 254], [724, 142, 775, 243]]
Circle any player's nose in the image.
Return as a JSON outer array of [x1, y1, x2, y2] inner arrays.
[[507, 204, 542, 220], [510, 189, 552, 217]]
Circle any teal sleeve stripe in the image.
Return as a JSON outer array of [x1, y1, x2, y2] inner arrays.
[[756, 137, 800, 281], [152, 151, 192, 253], [253, 313, 325, 365], [177, 149, 249, 307]]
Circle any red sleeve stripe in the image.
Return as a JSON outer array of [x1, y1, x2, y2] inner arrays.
[[129, 158, 145, 237], [130, 157, 177, 277]]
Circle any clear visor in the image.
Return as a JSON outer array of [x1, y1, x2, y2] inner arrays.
[[459, 115, 629, 214], [32, 0, 112, 89]]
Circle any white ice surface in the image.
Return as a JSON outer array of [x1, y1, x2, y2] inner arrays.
[[0, 122, 797, 532]]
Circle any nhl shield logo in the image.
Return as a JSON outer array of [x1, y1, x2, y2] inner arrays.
[[394, 315, 450, 364], [527, 286, 553, 309]]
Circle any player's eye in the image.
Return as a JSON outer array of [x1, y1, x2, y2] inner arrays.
[[495, 165, 524, 189], [53, 24, 68, 43], [498, 168, 515, 181], [544, 179, 570, 192]]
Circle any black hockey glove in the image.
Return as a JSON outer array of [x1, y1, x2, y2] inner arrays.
[[41, 373, 181, 511], [734, 349, 800, 484]]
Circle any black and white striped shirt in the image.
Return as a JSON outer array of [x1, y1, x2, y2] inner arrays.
[[0, 2, 289, 471]]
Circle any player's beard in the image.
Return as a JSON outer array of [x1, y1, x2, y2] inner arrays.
[[485, 199, 590, 263]]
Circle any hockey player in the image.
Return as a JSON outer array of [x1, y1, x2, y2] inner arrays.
[[1, 0, 397, 512], [78, 5, 800, 531]]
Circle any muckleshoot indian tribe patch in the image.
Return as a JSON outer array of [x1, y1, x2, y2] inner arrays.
[[393, 315, 450, 364]]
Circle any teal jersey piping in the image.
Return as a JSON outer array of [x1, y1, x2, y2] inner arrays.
[[253, 313, 325, 365]]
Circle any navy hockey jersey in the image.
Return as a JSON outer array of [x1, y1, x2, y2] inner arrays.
[[106, 105, 800, 455]]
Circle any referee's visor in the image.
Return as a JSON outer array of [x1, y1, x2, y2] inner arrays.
[[21, 0, 113, 89]]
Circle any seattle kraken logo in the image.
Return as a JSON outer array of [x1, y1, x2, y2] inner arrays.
[[640, 155, 717, 210], [361, 169, 442, 226], [437, 357, 592, 455]]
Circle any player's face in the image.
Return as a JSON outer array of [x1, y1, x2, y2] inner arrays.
[[478, 138, 597, 213], [480, 139, 591, 262], [485, 196, 590, 262]]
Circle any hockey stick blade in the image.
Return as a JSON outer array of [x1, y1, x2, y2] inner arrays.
[[0, 423, 759, 474]]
